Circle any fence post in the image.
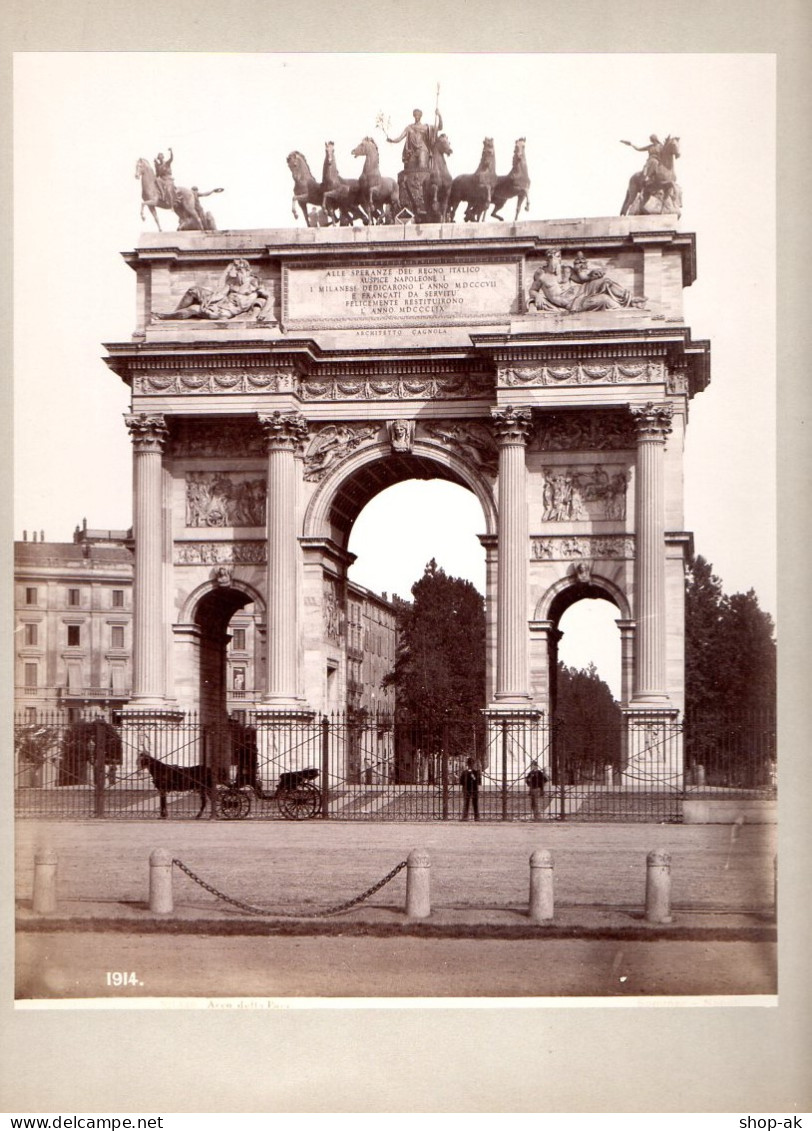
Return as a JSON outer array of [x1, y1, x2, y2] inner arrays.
[[441, 718, 449, 820], [149, 848, 174, 913], [320, 715, 330, 818], [94, 717, 106, 818], [33, 848, 58, 914], [529, 849, 554, 922], [501, 719, 508, 821], [645, 849, 672, 923], [405, 848, 431, 919]]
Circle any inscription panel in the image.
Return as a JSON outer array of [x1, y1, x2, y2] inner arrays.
[[283, 260, 521, 328]]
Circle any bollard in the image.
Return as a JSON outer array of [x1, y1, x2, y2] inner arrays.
[[149, 848, 174, 914], [405, 849, 431, 919], [529, 849, 554, 922], [645, 849, 673, 924], [33, 847, 58, 915]]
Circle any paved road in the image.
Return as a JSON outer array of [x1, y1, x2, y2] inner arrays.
[[17, 931, 776, 999]]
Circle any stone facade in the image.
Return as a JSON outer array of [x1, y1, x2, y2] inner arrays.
[[106, 217, 709, 775]]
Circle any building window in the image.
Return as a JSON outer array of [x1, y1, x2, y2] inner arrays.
[[24, 663, 37, 689], [24, 623, 38, 646], [68, 589, 80, 607], [67, 625, 81, 647], [231, 628, 247, 652], [25, 587, 37, 605], [111, 590, 124, 608], [25, 706, 37, 723], [111, 626, 125, 649]]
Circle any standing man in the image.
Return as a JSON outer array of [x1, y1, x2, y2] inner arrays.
[[460, 757, 482, 821], [525, 759, 549, 821]]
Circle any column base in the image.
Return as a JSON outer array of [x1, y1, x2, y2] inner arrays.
[[118, 705, 190, 777], [483, 705, 545, 784], [621, 705, 682, 790]]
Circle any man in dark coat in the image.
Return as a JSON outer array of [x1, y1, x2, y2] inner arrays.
[[460, 757, 482, 821]]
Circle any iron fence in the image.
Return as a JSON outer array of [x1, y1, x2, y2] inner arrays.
[[13, 707, 776, 822]]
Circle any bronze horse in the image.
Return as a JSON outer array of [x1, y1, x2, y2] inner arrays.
[[321, 141, 369, 226], [490, 137, 530, 221], [286, 150, 326, 226], [135, 158, 219, 231], [351, 136, 400, 225], [448, 137, 498, 222], [425, 132, 454, 222], [620, 136, 681, 216]]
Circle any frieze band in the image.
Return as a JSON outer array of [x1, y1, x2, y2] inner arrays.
[[501, 361, 665, 387], [175, 541, 267, 565], [530, 536, 635, 560]]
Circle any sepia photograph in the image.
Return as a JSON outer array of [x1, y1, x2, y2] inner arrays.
[[3, 1, 810, 1118]]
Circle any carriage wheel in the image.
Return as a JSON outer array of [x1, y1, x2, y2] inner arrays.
[[278, 784, 321, 820], [219, 788, 251, 820]]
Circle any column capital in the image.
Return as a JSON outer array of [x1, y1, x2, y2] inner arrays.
[[491, 405, 533, 446], [125, 412, 168, 452], [258, 410, 309, 453], [630, 401, 673, 440]]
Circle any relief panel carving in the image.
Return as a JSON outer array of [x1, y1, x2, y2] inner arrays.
[[171, 420, 266, 458], [303, 424, 380, 482], [424, 421, 499, 477], [175, 541, 267, 565], [529, 411, 637, 452], [541, 465, 629, 522], [531, 536, 635, 560], [185, 472, 267, 527]]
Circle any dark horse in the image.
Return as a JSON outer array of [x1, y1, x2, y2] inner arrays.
[[620, 136, 681, 216], [448, 137, 498, 222], [490, 137, 530, 221], [138, 752, 217, 819]]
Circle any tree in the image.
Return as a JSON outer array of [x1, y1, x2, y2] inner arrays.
[[554, 662, 622, 782], [385, 559, 486, 726], [685, 553, 776, 718], [684, 553, 776, 786]]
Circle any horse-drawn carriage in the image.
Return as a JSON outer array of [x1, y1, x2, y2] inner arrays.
[[218, 767, 322, 821]]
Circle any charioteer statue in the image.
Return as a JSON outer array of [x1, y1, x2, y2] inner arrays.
[[382, 90, 446, 220]]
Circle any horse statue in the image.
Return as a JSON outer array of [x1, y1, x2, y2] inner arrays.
[[448, 137, 498, 222], [423, 132, 454, 222], [287, 150, 326, 227], [321, 140, 369, 226], [135, 158, 221, 231], [351, 136, 400, 225], [490, 137, 530, 221], [620, 135, 681, 217]]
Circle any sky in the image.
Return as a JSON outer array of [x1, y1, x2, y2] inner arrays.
[[13, 52, 776, 696]]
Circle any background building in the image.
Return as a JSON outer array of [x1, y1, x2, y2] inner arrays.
[[14, 521, 397, 725]]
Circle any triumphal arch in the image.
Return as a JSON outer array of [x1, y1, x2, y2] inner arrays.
[[105, 215, 709, 783]]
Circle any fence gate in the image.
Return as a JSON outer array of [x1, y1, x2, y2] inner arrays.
[[14, 709, 775, 822]]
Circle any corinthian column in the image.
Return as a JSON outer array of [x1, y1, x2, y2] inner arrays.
[[258, 411, 309, 709], [125, 412, 168, 705], [491, 406, 533, 704], [630, 402, 673, 704]]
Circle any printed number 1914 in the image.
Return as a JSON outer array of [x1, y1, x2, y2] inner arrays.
[[106, 972, 142, 986]]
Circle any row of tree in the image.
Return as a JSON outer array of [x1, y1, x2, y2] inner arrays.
[[383, 553, 776, 782]]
